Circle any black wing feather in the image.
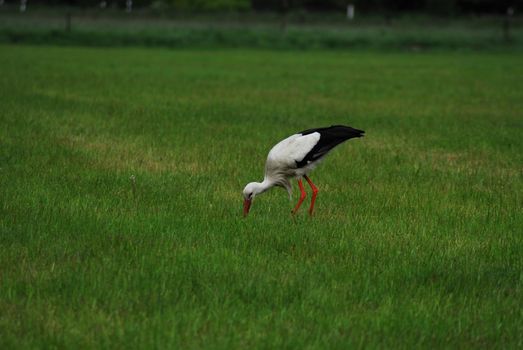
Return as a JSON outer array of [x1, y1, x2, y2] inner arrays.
[[296, 125, 364, 168]]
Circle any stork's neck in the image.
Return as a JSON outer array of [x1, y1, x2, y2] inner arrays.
[[256, 178, 275, 194]]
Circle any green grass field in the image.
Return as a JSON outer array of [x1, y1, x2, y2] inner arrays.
[[1, 44, 522, 348]]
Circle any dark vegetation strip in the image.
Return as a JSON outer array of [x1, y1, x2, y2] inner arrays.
[[1, 27, 522, 51], [1, 5, 521, 51]]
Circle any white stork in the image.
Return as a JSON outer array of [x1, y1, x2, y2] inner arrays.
[[242, 125, 364, 216]]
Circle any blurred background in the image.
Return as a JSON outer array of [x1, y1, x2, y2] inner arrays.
[[0, 0, 521, 50]]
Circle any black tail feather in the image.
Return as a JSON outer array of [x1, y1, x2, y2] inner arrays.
[[296, 125, 364, 168], [300, 125, 365, 139], [329, 124, 365, 138]]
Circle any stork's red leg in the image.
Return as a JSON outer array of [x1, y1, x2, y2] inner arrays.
[[291, 179, 307, 215], [304, 175, 318, 216]]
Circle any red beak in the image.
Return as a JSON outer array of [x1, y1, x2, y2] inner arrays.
[[243, 199, 252, 217]]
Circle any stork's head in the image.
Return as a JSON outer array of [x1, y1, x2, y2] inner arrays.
[[242, 182, 258, 217], [242, 179, 276, 217], [244, 182, 268, 217]]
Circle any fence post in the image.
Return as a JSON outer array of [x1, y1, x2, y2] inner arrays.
[[280, 0, 289, 33], [347, 4, 355, 20], [503, 7, 514, 42], [65, 11, 71, 32]]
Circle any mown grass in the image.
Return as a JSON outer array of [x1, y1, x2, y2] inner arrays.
[[1, 44, 522, 348]]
